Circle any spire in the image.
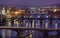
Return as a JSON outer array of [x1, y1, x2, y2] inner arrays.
[[2, 6, 6, 15]]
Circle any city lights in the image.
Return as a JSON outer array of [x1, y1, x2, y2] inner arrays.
[[0, 5, 60, 38], [15, 11, 20, 15]]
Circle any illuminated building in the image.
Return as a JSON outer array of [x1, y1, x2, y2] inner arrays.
[[2, 7, 5, 14], [6, 8, 12, 18]]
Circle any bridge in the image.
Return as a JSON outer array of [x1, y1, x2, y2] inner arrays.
[[0, 16, 60, 38], [0, 26, 60, 38], [0, 26, 60, 31]]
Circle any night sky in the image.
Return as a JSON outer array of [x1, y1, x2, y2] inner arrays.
[[0, 0, 60, 7]]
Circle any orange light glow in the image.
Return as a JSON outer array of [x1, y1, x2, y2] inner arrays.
[[7, 10, 10, 14], [15, 11, 20, 15]]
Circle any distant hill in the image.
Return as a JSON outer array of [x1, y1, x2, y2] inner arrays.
[[0, 4, 60, 8], [42, 4, 60, 8]]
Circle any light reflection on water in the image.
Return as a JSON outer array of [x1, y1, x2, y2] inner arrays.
[[0, 29, 17, 38]]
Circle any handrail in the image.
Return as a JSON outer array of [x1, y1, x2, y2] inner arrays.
[[0, 26, 59, 31], [6, 18, 60, 19]]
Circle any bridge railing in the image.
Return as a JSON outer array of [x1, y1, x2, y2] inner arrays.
[[5, 17, 60, 29]]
